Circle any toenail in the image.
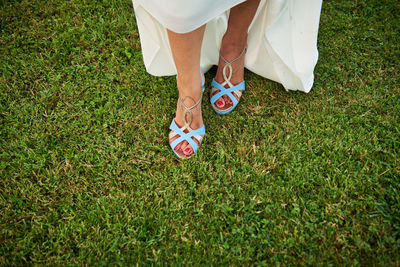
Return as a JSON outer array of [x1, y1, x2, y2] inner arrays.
[[185, 148, 192, 154], [217, 100, 224, 106]]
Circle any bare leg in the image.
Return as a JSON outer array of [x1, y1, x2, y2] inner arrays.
[[212, 0, 260, 110], [167, 25, 206, 158]]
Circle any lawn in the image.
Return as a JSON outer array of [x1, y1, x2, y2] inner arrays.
[[1, 0, 399, 265]]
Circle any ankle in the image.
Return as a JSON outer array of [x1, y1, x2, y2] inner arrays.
[[220, 33, 247, 56], [177, 80, 202, 103], [177, 72, 202, 87]]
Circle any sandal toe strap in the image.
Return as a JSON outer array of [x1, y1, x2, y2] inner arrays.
[[169, 120, 205, 153], [210, 79, 245, 107]]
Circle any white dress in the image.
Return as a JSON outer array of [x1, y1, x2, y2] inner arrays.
[[132, 0, 322, 93]]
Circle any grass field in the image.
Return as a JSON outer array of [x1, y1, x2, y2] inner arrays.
[[1, 0, 399, 265]]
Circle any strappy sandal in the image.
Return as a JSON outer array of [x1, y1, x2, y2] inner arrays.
[[210, 47, 247, 115], [169, 73, 205, 159]]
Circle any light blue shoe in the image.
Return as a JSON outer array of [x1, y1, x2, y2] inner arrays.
[[210, 47, 246, 115], [169, 72, 205, 159]]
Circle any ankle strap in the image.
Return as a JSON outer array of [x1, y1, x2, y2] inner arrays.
[[220, 46, 247, 66]]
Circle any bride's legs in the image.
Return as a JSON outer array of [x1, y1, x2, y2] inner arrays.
[[213, 0, 260, 110], [167, 25, 206, 157]]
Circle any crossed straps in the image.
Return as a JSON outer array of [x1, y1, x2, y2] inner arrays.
[[178, 94, 202, 132], [219, 47, 247, 89]]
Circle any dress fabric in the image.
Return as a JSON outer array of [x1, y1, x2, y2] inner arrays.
[[132, 0, 322, 92]]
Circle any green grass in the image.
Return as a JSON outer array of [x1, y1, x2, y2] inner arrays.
[[1, 0, 399, 265]]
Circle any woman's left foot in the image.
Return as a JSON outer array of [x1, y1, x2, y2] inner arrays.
[[211, 37, 247, 113]]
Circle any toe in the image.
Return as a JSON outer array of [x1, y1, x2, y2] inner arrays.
[[216, 97, 225, 108], [223, 95, 232, 107], [180, 141, 189, 153], [175, 143, 182, 152], [211, 90, 225, 108], [183, 145, 193, 156], [169, 134, 181, 151]]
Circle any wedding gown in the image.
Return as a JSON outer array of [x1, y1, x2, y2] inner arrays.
[[132, 0, 322, 92]]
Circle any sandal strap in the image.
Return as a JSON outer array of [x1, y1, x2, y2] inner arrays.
[[169, 120, 205, 153], [178, 90, 203, 132], [210, 79, 245, 107], [220, 47, 247, 89]]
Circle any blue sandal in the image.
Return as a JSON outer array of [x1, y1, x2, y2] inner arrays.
[[169, 73, 205, 159], [210, 47, 246, 115]]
